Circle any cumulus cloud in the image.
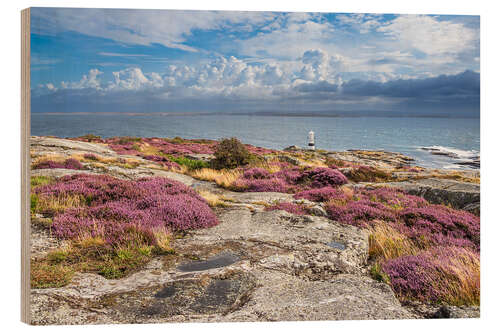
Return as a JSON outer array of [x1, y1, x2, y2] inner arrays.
[[377, 15, 477, 56], [61, 69, 103, 90]]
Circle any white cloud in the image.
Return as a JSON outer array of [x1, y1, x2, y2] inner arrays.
[[237, 16, 336, 60], [40, 49, 351, 101], [377, 15, 477, 56], [61, 69, 103, 90], [32, 8, 276, 52]]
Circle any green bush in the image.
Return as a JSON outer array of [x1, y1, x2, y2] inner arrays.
[[211, 138, 251, 169]]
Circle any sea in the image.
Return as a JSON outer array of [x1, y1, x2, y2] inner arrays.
[[31, 113, 480, 170]]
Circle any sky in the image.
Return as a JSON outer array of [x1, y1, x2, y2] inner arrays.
[[30, 8, 480, 116]]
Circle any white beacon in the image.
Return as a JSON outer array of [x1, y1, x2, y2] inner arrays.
[[308, 130, 315, 150]]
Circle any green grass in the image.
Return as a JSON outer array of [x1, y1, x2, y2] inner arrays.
[[370, 262, 390, 284], [31, 242, 155, 288], [167, 155, 209, 170], [30, 194, 39, 215], [31, 175, 52, 188]]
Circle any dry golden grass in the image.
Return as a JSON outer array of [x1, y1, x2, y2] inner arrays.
[[75, 235, 106, 248], [197, 190, 229, 207], [34, 193, 87, 215], [437, 248, 480, 305], [250, 157, 283, 173], [340, 186, 354, 200], [137, 142, 160, 155], [301, 158, 328, 168], [31, 153, 68, 166], [191, 168, 242, 188], [368, 223, 421, 260], [152, 227, 174, 253]]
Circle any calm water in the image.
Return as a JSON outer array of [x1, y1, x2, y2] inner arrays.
[[31, 114, 480, 169]]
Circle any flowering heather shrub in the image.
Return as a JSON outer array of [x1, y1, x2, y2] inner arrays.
[[382, 246, 480, 305], [77, 136, 275, 160], [363, 187, 427, 209], [298, 167, 348, 188], [232, 166, 348, 194], [232, 177, 289, 193], [33, 158, 84, 170], [327, 199, 397, 228], [294, 187, 346, 202], [35, 174, 218, 246], [273, 167, 303, 184], [243, 167, 272, 179], [265, 202, 307, 215], [399, 205, 480, 250], [245, 145, 275, 155]]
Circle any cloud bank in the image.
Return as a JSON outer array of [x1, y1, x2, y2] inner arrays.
[[32, 50, 479, 116]]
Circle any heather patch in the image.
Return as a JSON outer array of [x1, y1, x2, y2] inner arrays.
[[231, 166, 348, 193], [264, 202, 308, 215], [297, 167, 348, 188], [32, 157, 84, 170], [72, 136, 274, 159], [294, 187, 346, 202], [292, 183, 481, 305], [382, 247, 480, 305], [31, 174, 218, 285], [35, 174, 218, 242]]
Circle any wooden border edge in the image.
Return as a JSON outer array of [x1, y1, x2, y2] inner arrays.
[[21, 7, 31, 325]]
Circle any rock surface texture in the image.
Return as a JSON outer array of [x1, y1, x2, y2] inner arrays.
[[382, 178, 480, 215]]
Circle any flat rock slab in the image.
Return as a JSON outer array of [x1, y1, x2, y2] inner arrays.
[[382, 178, 480, 215], [223, 191, 294, 204], [224, 271, 415, 322], [179, 208, 369, 278], [31, 136, 116, 155]]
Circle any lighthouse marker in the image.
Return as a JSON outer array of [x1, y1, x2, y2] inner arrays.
[[308, 131, 315, 151]]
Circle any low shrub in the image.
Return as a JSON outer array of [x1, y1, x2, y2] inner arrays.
[[297, 167, 348, 188], [211, 138, 251, 169]]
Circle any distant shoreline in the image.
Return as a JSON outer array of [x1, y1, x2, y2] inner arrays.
[[32, 112, 479, 119]]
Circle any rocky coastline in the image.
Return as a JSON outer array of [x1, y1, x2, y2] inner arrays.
[[28, 136, 480, 325]]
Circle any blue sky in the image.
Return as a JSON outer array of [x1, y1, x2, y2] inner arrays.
[[30, 8, 480, 116]]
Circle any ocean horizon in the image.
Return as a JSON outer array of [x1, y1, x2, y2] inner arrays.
[[31, 113, 480, 170]]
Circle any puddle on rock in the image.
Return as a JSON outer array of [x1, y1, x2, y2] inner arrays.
[[326, 241, 346, 250], [177, 253, 240, 272]]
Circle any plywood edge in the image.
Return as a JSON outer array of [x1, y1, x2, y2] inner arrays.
[[21, 7, 31, 325]]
